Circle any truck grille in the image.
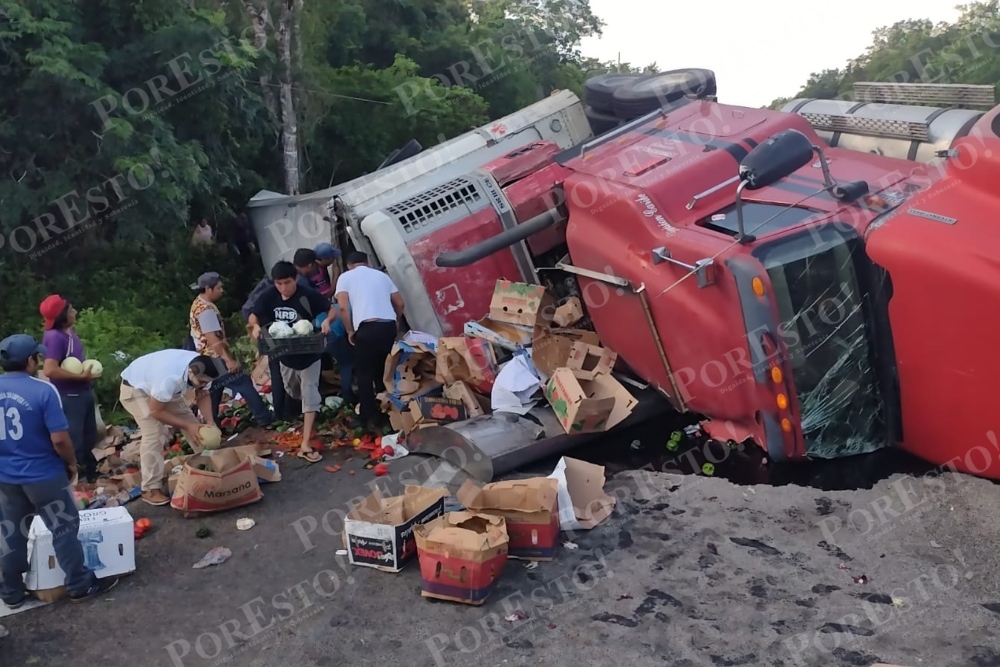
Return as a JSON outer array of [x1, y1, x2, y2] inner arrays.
[[386, 177, 484, 234]]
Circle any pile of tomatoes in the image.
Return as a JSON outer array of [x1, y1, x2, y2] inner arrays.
[[134, 517, 152, 540]]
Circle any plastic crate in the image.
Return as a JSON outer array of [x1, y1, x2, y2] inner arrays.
[[258, 330, 327, 357]]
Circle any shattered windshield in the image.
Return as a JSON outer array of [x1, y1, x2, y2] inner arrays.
[[761, 230, 885, 458]]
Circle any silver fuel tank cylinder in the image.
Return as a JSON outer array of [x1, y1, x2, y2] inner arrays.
[[781, 96, 984, 163]]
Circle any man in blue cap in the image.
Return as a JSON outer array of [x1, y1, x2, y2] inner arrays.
[[0, 334, 119, 606], [314, 242, 342, 290]]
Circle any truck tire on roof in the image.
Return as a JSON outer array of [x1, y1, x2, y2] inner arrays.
[[611, 69, 717, 119], [584, 73, 644, 114], [585, 105, 621, 135]]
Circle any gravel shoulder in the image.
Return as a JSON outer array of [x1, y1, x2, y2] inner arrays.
[[2, 447, 998, 667]]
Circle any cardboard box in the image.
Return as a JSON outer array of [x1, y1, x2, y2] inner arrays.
[[443, 381, 490, 417], [435, 337, 498, 394], [464, 317, 533, 352], [489, 280, 556, 328], [544, 368, 615, 433], [383, 339, 441, 407], [415, 512, 509, 605], [344, 486, 449, 572], [409, 395, 468, 426], [551, 297, 584, 328], [531, 328, 603, 378], [25, 506, 135, 592], [170, 449, 264, 515], [547, 457, 616, 530], [456, 478, 560, 560], [567, 343, 618, 381]]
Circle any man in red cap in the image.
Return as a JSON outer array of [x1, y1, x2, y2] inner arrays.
[[38, 295, 100, 483]]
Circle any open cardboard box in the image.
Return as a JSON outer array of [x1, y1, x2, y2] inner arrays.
[[415, 512, 509, 605], [344, 486, 449, 572], [169, 445, 277, 515], [531, 327, 603, 378], [547, 457, 616, 530], [544, 368, 637, 434], [456, 478, 560, 560]]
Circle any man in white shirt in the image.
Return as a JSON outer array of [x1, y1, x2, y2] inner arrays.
[[119, 350, 221, 505], [335, 252, 404, 432]]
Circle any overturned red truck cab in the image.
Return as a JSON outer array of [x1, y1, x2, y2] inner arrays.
[[350, 77, 1000, 481]]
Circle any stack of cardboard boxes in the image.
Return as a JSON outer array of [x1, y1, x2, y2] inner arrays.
[[342, 457, 614, 606], [380, 278, 636, 436]]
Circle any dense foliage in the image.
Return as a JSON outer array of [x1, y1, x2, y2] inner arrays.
[[769, 1, 1000, 108], [2, 0, 997, 419]]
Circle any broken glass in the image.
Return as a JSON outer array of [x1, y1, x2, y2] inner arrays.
[[765, 234, 885, 458]]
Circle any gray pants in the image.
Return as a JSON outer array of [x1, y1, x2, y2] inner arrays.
[[0, 475, 96, 601]]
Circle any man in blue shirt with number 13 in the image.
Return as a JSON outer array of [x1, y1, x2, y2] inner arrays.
[[0, 334, 119, 608]]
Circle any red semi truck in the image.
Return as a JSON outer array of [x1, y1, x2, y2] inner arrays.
[[326, 72, 1000, 481]]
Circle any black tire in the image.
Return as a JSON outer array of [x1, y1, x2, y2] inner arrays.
[[584, 73, 645, 114], [611, 68, 717, 119], [585, 105, 621, 136]]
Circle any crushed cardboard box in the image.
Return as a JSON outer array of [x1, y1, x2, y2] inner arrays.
[[443, 381, 490, 417], [456, 478, 560, 560], [435, 336, 498, 395], [544, 368, 636, 434], [344, 486, 449, 573], [550, 296, 584, 328], [383, 338, 440, 408], [415, 512, 509, 605], [531, 327, 603, 378], [547, 457, 615, 530], [464, 317, 533, 352], [489, 280, 556, 328]]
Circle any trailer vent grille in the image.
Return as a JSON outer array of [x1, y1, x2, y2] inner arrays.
[[853, 82, 995, 108], [800, 112, 930, 142], [386, 177, 483, 234]]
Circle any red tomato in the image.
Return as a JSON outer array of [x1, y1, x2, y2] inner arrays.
[[373, 463, 389, 477], [382, 445, 394, 457]]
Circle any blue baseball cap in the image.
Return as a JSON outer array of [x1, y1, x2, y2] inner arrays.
[[314, 243, 341, 260], [0, 334, 46, 364]]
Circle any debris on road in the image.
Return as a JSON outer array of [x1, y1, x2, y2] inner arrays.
[[852, 574, 870, 585], [196, 527, 211, 539], [504, 612, 528, 622], [563, 541, 578, 550], [236, 518, 256, 531], [193, 547, 232, 569]]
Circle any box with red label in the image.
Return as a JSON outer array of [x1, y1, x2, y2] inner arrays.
[[414, 512, 509, 605], [456, 478, 560, 560], [343, 486, 448, 573]]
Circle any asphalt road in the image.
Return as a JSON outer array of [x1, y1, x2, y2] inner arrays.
[[2, 440, 999, 667]]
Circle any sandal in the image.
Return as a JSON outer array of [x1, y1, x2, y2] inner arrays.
[[297, 450, 322, 463]]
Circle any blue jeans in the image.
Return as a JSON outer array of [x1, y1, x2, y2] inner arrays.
[[0, 475, 96, 600], [209, 371, 273, 425], [328, 333, 356, 404]]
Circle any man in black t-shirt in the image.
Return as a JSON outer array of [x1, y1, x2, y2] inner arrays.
[[248, 261, 336, 463]]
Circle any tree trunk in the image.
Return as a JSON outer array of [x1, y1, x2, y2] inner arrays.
[[276, 0, 300, 195], [241, 0, 279, 122]]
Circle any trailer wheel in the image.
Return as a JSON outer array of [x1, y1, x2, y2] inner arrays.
[[611, 69, 717, 119], [584, 73, 644, 114], [585, 105, 621, 135]]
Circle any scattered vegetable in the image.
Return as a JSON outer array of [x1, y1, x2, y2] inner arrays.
[[196, 527, 211, 539], [136, 518, 152, 531]]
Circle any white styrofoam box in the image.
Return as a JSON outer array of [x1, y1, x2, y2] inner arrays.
[[24, 506, 135, 591]]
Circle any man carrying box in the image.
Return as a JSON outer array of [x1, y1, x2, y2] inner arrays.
[[119, 350, 221, 506], [0, 334, 119, 606]]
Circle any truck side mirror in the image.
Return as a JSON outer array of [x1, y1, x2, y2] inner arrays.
[[738, 129, 815, 190]]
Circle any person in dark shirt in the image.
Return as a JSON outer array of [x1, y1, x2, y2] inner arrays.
[[293, 248, 334, 298], [248, 261, 336, 462], [0, 334, 119, 605]]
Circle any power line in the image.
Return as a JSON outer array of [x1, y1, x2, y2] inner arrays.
[[254, 80, 392, 105]]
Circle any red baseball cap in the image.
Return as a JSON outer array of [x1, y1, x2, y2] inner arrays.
[[39, 294, 68, 330]]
